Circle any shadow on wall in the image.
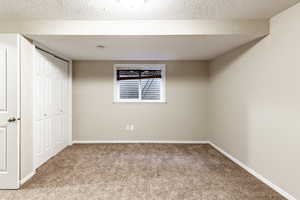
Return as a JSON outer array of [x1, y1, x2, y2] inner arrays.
[[209, 37, 266, 81], [208, 36, 266, 164]]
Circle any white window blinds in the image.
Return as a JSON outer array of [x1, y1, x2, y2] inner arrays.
[[118, 70, 139, 99], [141, 70, 161, 100], [114, 65, 166, 102]]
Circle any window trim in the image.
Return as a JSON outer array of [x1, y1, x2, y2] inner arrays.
[[113, 64, 166, 103]]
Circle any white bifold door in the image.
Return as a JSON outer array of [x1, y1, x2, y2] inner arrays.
[[0, 35, 20, 189], [34, 49, 69, 169]]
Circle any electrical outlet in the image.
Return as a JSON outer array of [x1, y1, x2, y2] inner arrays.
[[130, 125, 134, 131], [125, 124, 134, 132], [125, 124, 130, 131]]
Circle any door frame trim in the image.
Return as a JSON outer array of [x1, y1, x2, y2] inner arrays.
[[16, 34, 21, 188]]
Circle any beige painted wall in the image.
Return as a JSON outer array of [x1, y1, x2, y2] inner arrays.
[[209, 3, 300, 199], [73, 61, 209, 142], [20, 36, 34, 179]]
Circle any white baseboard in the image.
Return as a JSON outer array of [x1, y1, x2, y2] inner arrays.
[[72, 140, 210, 144], [208, 142, 296, 200], [20, 170, 36, 185]]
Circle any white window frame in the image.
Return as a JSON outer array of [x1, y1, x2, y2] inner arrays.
[[113, 64, 166, 103]]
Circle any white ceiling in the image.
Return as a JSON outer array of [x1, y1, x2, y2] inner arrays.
[[1, 0, 299, 20], [28, 35, 263, 61]]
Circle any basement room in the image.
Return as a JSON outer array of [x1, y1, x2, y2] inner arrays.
[[0, 0, 299, 199]]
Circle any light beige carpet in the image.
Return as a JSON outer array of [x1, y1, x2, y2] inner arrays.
[[0, 144, 285, 200]]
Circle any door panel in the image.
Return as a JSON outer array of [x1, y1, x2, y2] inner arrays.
[[54, 115, 63, 154], [0, 35, 19, 189], [33, 121, 43, 168], [44, 118, 52, 161], [0, 127, 7, 172], [0, 48, 8, 172], [0, 48, 7, 111]]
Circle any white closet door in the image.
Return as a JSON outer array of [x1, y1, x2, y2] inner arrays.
[[52, 57, 68, 154], [61, 61, 69, 147], [34, 49, 69, 169], [34, 50, 46, 168], [44, 57, 53, 162], [0, 34, 20, 189]]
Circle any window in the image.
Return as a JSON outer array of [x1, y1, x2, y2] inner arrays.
[[114, 64, 166, 103]]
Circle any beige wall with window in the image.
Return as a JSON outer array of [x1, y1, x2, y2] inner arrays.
[[73, 60, 209, 142]]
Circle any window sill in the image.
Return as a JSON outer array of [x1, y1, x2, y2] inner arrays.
[[113, 100, 167, 104]]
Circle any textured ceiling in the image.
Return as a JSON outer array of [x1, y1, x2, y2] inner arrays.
[[0, 0, 299, 20], [28, 35, 262, 60]]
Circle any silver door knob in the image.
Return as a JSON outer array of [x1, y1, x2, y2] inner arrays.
[[8, 117, 16, 123]]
